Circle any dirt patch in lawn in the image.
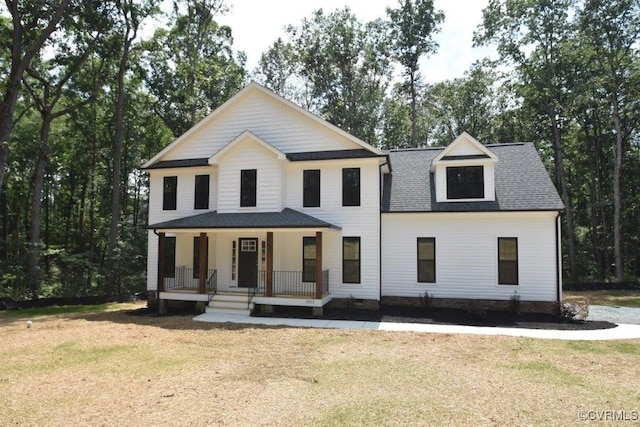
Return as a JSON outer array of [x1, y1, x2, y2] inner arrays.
[[1, 303, 639, 426]]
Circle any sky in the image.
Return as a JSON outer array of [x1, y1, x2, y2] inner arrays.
[[217, 0, 495, 83]]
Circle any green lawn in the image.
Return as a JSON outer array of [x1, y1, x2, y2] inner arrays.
[[564, 289, 640, 307]]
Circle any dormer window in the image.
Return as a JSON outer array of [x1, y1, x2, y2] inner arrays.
[[430, 133, 498, 203], [446, 166, 484, 199]]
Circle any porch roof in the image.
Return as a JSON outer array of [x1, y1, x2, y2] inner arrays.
[[148, 208, 341, 230]]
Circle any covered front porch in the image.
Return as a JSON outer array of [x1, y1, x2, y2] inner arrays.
[[149, 209, 340, 313]]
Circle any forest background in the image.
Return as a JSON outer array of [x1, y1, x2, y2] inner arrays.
[[0, 0, 638, 300]]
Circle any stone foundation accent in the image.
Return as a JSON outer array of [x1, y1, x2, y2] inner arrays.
[[381, 296, 558, 314], [312, 307, 323, 317]]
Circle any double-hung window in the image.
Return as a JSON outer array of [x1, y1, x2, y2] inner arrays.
[[240, 169, 257, 207], [343, 237, 361, 283], [163, 176, 177, 210], [302, 237, 316, 282], [194, 174, 210, 210], [164, 237, 176, 278], [417, 238, 436, 283], [498, 238, 518, 285], [342, 168, 360, 206], [303, 169, 320, 207]]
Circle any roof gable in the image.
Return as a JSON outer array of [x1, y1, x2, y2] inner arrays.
[[431, 132, 498, 171], [142, 82, 383, 168], [209, 131, 286, 165]]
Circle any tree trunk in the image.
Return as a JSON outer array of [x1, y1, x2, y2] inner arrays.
[[550, 117, 578, 282], [611, 95, 624, 282], [0, 0, 71, 190], [27, 111, 52, 299], [409, 69, 418, 147], [105, 11, 134, 296]]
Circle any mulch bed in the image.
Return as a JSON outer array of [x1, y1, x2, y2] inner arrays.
[[254, 305, 617, 331]]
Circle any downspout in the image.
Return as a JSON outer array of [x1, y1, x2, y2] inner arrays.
[[378, 160, 389, 306], [555, 212, 562, 302]]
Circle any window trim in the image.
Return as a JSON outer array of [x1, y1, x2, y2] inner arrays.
[[302, 236, 316, 282], [303, 169, 321, 208], [342, 168, 361, 207], [163, 176, 177, 211], [498, 237, 519, 285], [342, 237, 361, 284], [240, 169, 257, 207], [446, 165, 484, 200], [194, 174, 210, 210], [417, 237, 436, 283]]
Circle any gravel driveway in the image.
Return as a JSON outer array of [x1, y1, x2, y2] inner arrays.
[[588, 305, 640, 325]]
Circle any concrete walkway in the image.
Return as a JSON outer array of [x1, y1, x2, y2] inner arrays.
[[194, 312, 640, 341]]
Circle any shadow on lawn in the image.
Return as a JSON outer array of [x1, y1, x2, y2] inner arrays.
[[73, 303, 617, 332]]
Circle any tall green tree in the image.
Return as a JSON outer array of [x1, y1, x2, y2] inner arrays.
[[105, 0, 158, 296], [144, 0, 246, 137], [21, 1, 112, 298], [475, 0, 580, 282], [0, 0, 72, 191], [387, 0, 444, 147], [425, 62, 497, 146], [577, 0, 640, 282], [288, 8, 393, 145]]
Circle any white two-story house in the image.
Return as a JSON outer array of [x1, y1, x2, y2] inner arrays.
[[142, 82, 564, 314]]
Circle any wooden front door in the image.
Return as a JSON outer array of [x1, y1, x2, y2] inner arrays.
[[238, 238, 258, 288]]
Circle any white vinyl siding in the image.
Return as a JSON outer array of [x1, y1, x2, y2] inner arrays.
[[148, 167, 217, 225], [167, 91, 364, 160], [381, 211, 558, 302], [216, 138, 283, 213], [284, 159, 380, 299]]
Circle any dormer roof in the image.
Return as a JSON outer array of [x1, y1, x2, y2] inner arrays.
[[430, 132, 498, 172]]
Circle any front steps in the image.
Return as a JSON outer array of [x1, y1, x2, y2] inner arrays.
[[206, 292, 254, 315]]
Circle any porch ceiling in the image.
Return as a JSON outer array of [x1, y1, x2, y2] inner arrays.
[[148, 208, 341, 231]]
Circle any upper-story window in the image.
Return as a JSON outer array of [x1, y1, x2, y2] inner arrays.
[[240, 169, 257, 207], [342, 168, 360, 207], [446, 166, 484, 199], [194, 174, 210, 210], [303, 169, 320, 207], [163, 176, 177, 210]]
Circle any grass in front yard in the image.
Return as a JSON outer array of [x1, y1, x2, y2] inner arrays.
[[0, 302, 132, 318], [564, 289, 640, 307], [0, 303, 639, 426]]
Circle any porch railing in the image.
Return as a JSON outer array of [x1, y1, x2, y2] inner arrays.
[[207, 270, 218, 303], [257, 270, 329, 297], [164, 267, 216, 293]]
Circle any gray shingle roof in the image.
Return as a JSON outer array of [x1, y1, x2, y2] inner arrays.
[[382, 143, 565, 212], [148, 208, 341, 230]]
